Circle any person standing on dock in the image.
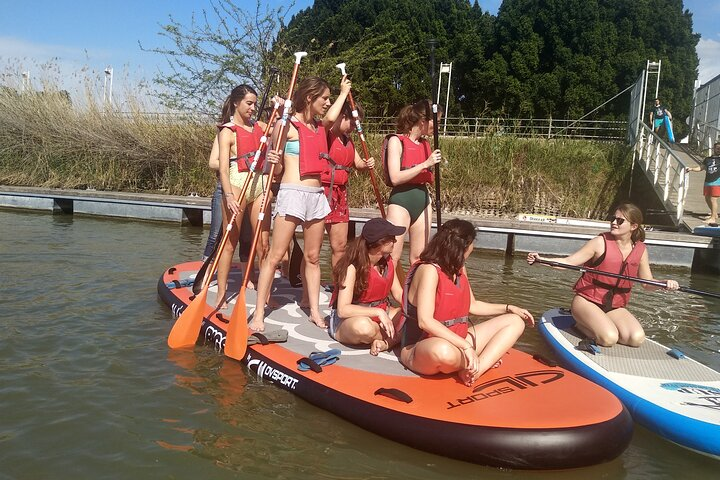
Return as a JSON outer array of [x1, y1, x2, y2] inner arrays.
[[527, 203, 680, 347], [686, 141, 720, 225], [650, 98, 673, 143]]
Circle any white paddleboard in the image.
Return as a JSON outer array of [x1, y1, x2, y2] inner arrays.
[[539, 308, 720, 459]]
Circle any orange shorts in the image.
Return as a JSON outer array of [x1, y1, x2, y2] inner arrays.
[[703, 185, 720, 197]]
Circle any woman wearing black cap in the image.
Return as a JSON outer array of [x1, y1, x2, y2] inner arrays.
[[329, 218, 405, 355]]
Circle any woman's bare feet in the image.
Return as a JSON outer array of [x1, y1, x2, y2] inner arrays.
[[248, 311, 265, 332], [370, 339, 389, 356]]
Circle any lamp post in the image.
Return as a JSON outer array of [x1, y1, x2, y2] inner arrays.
[[103, 66, 113, 105]]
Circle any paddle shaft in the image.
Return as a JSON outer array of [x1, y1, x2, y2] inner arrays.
[[536, 258, 720, 299], [255, 66, 279, 122], [225, 52, 307, 360], [347, 90, 386, 219], [432, 103, 441, 227], [200, 102, 281, 292]]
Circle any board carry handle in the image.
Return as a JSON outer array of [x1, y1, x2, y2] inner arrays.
[[374, 387, 413, 404]]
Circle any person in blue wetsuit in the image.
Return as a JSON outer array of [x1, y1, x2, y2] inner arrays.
[[650, 98, 673, 142]]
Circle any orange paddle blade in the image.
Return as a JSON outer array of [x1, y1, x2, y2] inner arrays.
[[167, 288, 208, 349], [224, 287, 249, 360]]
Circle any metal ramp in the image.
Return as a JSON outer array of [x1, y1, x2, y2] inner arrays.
[[632, 125, 709, 232]]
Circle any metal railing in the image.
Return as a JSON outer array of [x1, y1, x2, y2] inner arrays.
[[632, 122, 690, 223], [363, 116, 627, 140], [693, 120, 720, 156]]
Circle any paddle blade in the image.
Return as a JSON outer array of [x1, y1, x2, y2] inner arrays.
[[224, 288, 249, 360], [167, 289, 208, 349], [289, 234, 303, 288]]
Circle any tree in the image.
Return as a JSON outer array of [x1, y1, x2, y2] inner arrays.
[[141, 0, 294, 114]]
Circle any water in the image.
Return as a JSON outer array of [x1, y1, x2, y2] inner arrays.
[[0, 208, 718, 479]]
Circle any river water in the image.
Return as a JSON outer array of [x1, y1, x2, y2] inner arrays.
[[1, 208, 718, 479]]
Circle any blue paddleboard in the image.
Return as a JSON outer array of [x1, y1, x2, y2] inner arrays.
[[539, 308, 720, 459], [693, 225, 720, 237], [664, 116, 675, 143]]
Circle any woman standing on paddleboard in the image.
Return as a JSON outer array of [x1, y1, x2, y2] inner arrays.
[[323, 98, 376, 267], [329, 218, 404, 355], [383, 100, 442, 269], [527, 203, 679, 347], [400, 219, 534, 386], [215, 85, 279, 308], [250, 77, 348, 332]]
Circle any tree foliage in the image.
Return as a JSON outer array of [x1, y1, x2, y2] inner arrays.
[[141, 0, 294, 114], [148, 0, 699, 124]]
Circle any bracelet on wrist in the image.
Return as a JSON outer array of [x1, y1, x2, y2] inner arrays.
[[224, 192, 234, 197], [506, 304, 510, 313]]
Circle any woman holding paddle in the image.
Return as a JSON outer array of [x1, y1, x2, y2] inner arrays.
[[527, 203, 679, 347], [383, 100, 442, 270], [215, 85, 280, 308], [250, 76, 349, 332], [323, 100, 376, 267], [330, 218, 405, 355], [400, 219, 534, 387]]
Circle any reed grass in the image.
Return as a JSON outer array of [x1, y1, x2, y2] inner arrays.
[[0, 81, 630, 219]]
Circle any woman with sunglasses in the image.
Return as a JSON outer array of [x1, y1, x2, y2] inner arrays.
[[329, 218, 405, 355], [527, 203, 679, 347]]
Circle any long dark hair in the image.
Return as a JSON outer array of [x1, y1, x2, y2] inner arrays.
[[333, 236, 386, 300], [615, 202, 646, 243], [219, 84, 257, 124], [419, 219, 476, 277]]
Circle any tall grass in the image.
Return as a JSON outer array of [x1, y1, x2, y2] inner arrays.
[[0, 80, 631, 219]]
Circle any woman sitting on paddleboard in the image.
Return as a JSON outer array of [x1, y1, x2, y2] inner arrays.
[[250, 77, 348, 332], [323, 98, 375, 267], [527, 203, 679, 347], [384, 100, 442, 269], [400, 219, 534, 386], [215, 85, 279, 308], [330, 218, 405, 355]]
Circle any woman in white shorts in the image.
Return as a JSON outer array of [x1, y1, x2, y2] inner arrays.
[[250, 76, 349, 331], [216, 84, 279, 308]]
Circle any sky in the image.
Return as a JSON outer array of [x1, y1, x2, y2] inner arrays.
[[0, 0, 718, 108]]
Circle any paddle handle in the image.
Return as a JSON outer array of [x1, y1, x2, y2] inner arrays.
[[535, 258, 720, 299]]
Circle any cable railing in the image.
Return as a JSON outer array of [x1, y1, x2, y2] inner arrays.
[[119, 111, 627, 141], [363, 116, 627, 140], [632, 122, 690, 224]]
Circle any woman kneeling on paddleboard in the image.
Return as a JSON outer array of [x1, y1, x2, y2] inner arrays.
[[329, 218, 405, 355], [400, 219, 534, 386], [527, 202, 679, 347]]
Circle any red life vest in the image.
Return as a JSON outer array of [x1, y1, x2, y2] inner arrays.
[[321, 134, 355, 187], [224, 123, 265, 172], [289, 118, 329, 177], [401, 262, 471, 342], [574, 232, 646, 309], [381, 134, 433, 187], [331, 256, 395, 312]]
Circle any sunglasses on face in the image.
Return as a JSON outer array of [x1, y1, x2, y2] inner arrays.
[[609, 216, 626, 226]]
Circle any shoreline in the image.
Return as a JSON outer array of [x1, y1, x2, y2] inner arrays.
[[2, 185, 717, 272]]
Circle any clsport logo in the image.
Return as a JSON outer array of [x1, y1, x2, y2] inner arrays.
[[661, 382, 720, 411], [446, 370, 564, 410], [247, 355, 300, 390]]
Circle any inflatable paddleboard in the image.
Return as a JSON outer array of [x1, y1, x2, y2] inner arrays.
[[664, 116, 675, 143], [539, 308, 720, 459], [158, 262, 633, 469], [693, 225, 720, 237]]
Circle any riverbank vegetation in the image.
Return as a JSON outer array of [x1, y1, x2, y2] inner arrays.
[[0, 85, 630, 219]]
